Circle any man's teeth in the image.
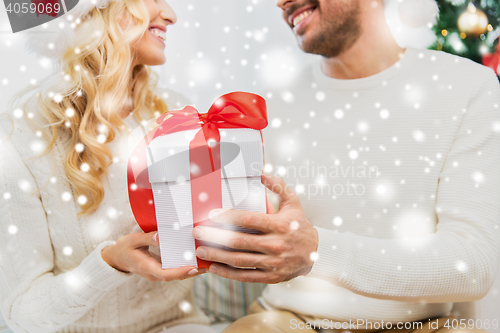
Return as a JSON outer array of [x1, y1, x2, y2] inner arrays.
[[293, 9, 314, 27], [150, 28, 166, 41]]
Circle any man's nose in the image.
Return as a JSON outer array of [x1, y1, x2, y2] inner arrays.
[[276, 0, 294, 10]]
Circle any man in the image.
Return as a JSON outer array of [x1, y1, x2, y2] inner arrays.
[[192, 0, 500, 332]]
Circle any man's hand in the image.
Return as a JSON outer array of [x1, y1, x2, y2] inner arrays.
[[192, 174, 319, 284]]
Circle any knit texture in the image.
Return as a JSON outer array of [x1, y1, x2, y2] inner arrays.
[[261, 47, 500, 322], [0, 88, 209, 333]]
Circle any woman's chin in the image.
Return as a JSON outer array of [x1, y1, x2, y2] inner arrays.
[[151, 58, 166, 66], [140, 55, 166, 66]]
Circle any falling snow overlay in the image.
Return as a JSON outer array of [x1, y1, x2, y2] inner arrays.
[[1, 0, 500, 330]]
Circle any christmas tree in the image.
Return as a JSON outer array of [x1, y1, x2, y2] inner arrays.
[[430, 0, 500, 74]]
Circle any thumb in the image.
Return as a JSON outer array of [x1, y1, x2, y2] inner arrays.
[[261, 173, 300, 210], [131, 231, 159, 248]]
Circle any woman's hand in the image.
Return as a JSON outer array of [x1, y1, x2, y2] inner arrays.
[[101, 231, 205, 282]]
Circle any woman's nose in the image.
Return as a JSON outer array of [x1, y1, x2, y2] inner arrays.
[[161, 1, 177, 25]]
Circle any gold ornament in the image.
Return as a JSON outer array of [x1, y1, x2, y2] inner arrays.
[[458, 3, 489, 36]]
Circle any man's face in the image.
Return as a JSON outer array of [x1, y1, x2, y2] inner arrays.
[[278, 0, 362, 57]]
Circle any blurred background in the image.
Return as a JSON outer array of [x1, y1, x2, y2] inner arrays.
[[1, 0, 499, 332]]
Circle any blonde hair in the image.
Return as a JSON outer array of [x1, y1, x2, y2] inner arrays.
[[9, 0, 169, 216]]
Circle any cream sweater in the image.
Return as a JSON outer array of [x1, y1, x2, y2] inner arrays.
[[262, 47, 500, 323], [0, 88, 209, 333]]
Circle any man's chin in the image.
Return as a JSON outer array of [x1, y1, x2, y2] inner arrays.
[[297, 36, 343, 58], [297, 39, 324, 56]]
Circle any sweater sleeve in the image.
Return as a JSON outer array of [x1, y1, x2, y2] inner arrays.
[[0, 130, 134, 332], [306, 68, 500, 303]]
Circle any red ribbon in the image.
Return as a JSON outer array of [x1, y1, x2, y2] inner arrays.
[[127, 92, 267, 268], [483, 44, 500, 75]]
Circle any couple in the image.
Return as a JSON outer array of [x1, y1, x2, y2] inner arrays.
[[1, 0, 499, 332]]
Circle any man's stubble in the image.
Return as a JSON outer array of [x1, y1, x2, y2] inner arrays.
[[296, 0, 363, 58]]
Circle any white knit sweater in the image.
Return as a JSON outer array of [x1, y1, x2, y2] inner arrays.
[[261, 47, 500, 323], [0, 88, 209, 333]]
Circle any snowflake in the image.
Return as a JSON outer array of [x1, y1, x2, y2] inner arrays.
[[357, 122, 369, 133], [281, 91, 295, 103], [455, 261, 468, 272], [183, 251, 194, 261], [13, 108, 24, 118], [332, 216, 343, 227], [348, 150, 359, 160], [179, 300, 192, 313], [472, 171, 485, 184], [8, 225, 18, 235], [107, 208, 118, 219], [19, 179, 32, 192], [380, 109, 390, 119], [63, 246, 73, 256], [97, 134, 106, 144], [75, 143, 85, 153], [271, 118, 281, 128], [80, 163, 90, 172], [78, 195, 88, 205], [412, 130, 426, 142], [264, 163, 273, 173], [315, 91, 326, 101], [198, 192, 208, 202]]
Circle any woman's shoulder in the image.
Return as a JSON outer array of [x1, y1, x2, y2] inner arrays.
[[0, 93, 57, 164], [154, 86, 192, 111]]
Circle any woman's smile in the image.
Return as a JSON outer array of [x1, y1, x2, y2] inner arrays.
[[149, 26, 166, 46]]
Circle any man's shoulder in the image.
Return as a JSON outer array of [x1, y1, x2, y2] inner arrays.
[[419, 48, 496, 83], [261, 61, 318, 108]]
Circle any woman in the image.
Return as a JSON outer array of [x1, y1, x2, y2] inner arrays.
[[0, 0, 220, 332]]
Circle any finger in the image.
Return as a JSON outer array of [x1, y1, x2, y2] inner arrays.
[[266, 194, 276, 214], [197, 246, 271, 269], [148, 263, 199, 281], [148, 249, 161, 263], [209, 263, 281, 284], [129, 231, 159, 249], [261, 174, 300, 210], [157, 266, 201, 281], [193, 226, 270, 253], [208, 209, 275, 233], [130, 248, 199, 281]]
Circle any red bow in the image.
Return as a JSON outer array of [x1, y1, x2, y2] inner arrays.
[[127, 92, 267, 267], [483, 44, 500, 75]]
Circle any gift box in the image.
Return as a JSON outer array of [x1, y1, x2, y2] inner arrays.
[[127, 92, 268, 269]]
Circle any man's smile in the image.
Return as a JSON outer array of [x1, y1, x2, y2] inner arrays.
[[287, 4, 318, 34]]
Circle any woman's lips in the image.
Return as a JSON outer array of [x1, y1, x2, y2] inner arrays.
[[149, 29, 165, 46]]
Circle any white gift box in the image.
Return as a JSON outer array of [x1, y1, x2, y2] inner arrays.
[[146, 128, 266, 269]]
